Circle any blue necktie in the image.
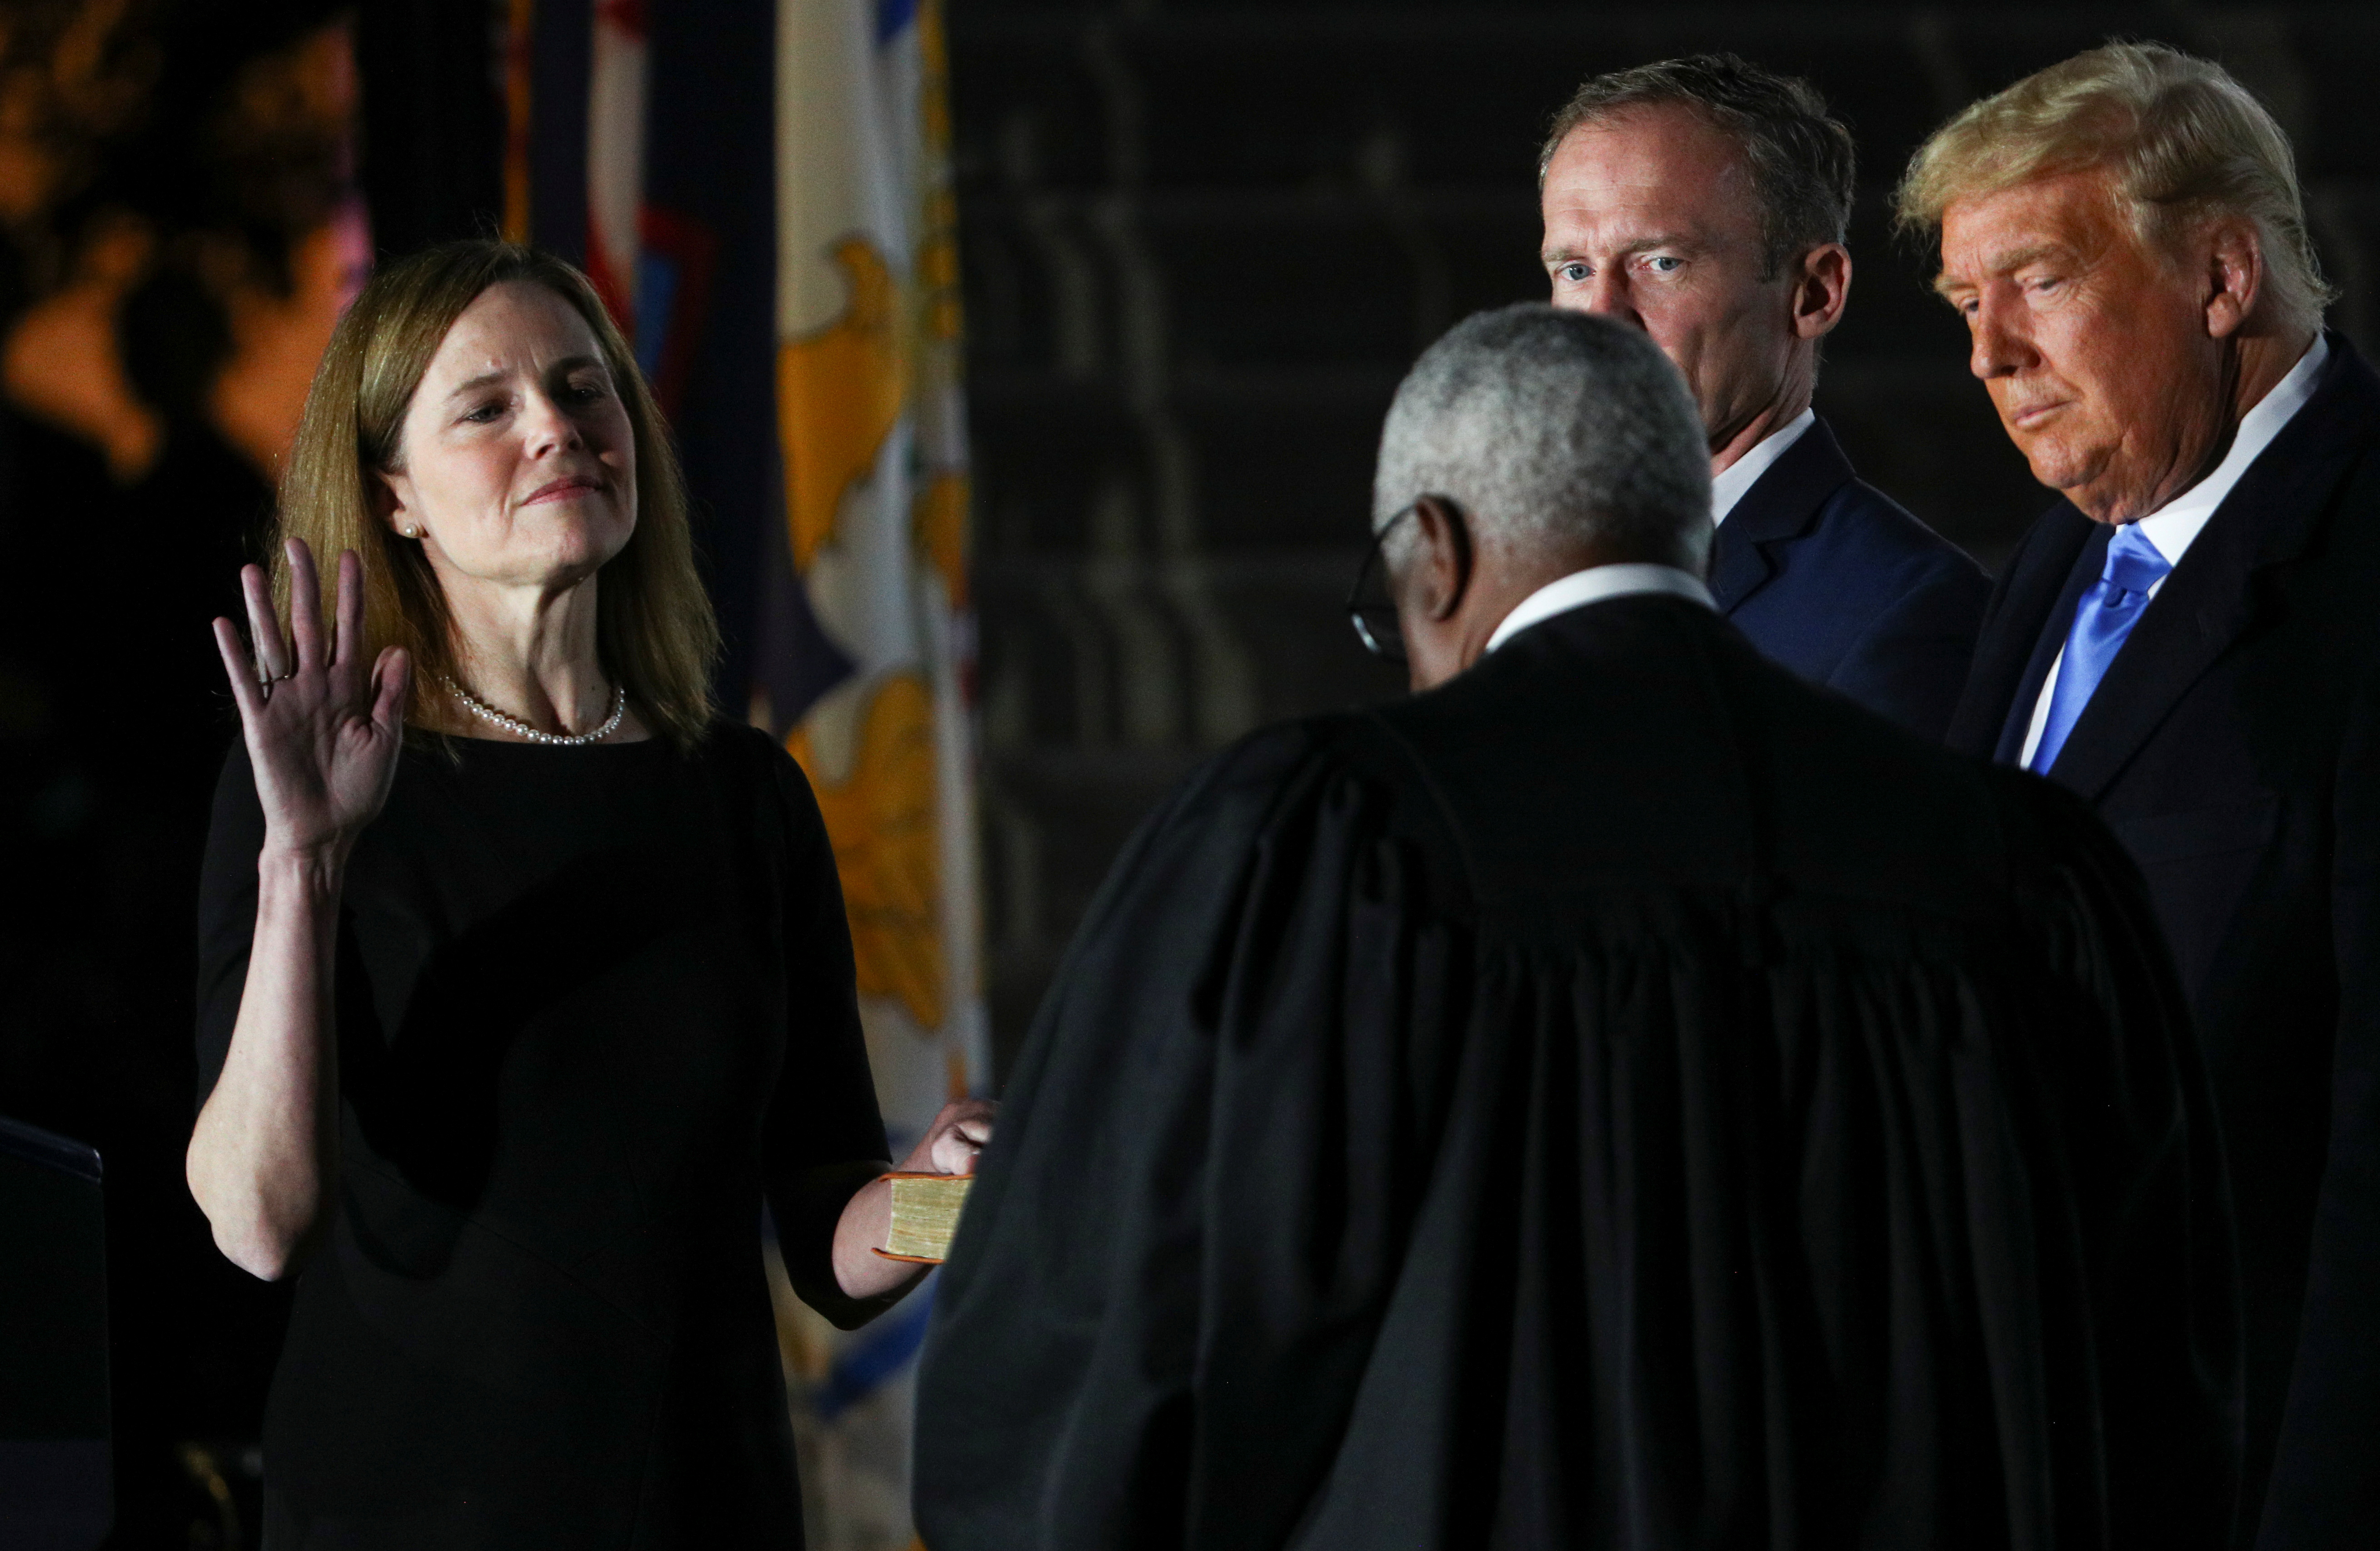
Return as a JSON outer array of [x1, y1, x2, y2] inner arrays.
[[2029, 523, 2173, 773]]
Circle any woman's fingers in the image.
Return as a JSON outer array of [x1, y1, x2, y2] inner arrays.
[[369, 646, 410, 736], [240, 564, 287, 681], [230, 548, 393, 737], [285, 539, 324, 673], [214, 616, 264, 719], [928, 1100, 996, 1175], [333, 549, 364, 671]]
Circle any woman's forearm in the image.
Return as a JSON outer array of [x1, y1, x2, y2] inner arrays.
[[831, 1177, 928, 1301], [828, 1097, 996, 1302], [186, 847, 346, 1280]]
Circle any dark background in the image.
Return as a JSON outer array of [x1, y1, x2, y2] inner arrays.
[[3, 2, 2378, 1546]]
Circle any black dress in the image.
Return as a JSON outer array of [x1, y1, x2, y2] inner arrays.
[[196, 722, 893, 1550], [916, 598, 2239, 1551]]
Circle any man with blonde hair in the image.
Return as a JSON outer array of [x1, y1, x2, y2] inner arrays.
[[1904, 40, 2380, 1547]]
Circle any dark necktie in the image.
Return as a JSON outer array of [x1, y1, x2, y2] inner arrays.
[[2029, 523, 2173, 773]]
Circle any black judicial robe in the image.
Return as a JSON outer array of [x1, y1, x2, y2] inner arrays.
[[915, 595, 2238, 1551]]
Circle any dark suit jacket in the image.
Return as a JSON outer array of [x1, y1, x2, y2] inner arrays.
[[1948, 332, 2380, 1550], [1715, 415, 1989, 740]]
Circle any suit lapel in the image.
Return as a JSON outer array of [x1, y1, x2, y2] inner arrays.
[[1995, 517, 2106, 765], [1945, 499, 2094, 759], [1707, 416, 1857, 613], [2046, 333, 2380, 799]]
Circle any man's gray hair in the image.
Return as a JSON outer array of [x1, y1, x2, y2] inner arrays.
[[1539, 53, 1856, 280], [1373, 305, 1711, 574]]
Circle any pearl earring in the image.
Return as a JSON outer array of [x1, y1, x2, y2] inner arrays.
[[406, 526, 422, 539]]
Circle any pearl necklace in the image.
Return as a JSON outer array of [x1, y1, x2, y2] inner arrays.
[[443, 675, 627, 746]]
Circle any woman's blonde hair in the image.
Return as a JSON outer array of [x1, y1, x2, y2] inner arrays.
[[1895, 41, 2333, 334], [272, 239, 719, 750]]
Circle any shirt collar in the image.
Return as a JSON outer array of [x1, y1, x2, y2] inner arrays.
[[1710, 407, 1816, 526], [2133, 333, 2328, 566], [1483, 563, 1716, 654]]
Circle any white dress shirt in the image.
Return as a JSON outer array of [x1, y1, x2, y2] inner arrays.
[[1710, 407, 1816, 525], [2018, 334, 2330, 767], [1484, 563, 1715, 654]]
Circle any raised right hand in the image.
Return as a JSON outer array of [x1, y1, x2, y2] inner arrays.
[[214, 539, 409, 862]]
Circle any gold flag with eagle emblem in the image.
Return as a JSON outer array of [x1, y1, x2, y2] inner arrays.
[[764, 1, 983, 1546]]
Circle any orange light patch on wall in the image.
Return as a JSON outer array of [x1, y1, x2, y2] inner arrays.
[[210, 199, 373, 478], [0, 10, 365, 485]]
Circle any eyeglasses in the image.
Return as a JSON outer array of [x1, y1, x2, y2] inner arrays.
[[1346, 504, 1415, 662]]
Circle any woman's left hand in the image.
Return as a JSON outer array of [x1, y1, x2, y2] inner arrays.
[[894, 1097, 997, 1177], [830, 1097, 998, 1303]]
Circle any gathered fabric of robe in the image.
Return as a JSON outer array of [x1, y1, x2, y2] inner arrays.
[[915, 596, 2239, 1551]]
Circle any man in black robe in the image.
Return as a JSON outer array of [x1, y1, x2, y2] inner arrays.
[[915, 305, 2238, 1549]]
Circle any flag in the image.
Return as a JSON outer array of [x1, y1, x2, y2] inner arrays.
[[767, 0, 984, 1546], [500, 1, 983, 1544]]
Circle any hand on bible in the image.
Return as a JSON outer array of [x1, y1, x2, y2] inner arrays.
[[897, 1098, 997, 1177], [832, 1099, 998, 1298], [214, 540, 409, 864]]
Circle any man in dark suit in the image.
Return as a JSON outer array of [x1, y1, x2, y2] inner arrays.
[[1539, 53, 1987, 739], [915, 305, 2236, 1550], [1906, 42, 2380, 1548]]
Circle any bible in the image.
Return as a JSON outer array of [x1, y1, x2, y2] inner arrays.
[[873, 1172, 974, 1264]]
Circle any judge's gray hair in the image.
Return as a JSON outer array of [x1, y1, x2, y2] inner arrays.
[[1373, 304, 1711, 574]]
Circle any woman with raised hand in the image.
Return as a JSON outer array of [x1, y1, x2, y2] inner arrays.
[[185, 239, 989, 1548]]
